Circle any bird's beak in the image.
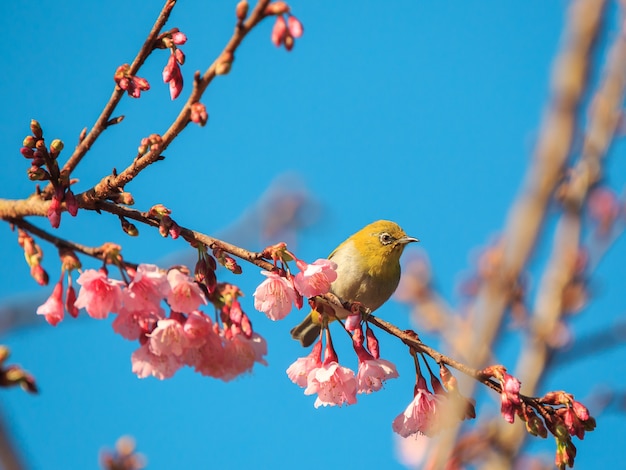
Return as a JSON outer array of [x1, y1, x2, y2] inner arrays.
[[398, 236, 419, 245]]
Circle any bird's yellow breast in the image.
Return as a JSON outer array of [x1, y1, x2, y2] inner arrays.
[[328, 240, 402, 313]]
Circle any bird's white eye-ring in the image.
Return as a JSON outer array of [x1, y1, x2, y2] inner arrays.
[[379, 232, 394, 245]]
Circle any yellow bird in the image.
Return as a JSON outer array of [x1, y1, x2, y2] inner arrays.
[[290, 220, 418, 347]]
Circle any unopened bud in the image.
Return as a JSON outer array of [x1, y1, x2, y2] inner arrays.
[[64, 190, 79, 216], [49, 139, 64, 156], [236, 0, 249, 21], [30, 120, 43, 139], [0, 346, 9, 364], [23, 135, 37, 148], [20, 147, 35, 158], [216, 52, 234, 75], [27, 166, 49, 181], [284, 35, 294, 51], [121, 218, 139, 236], [149, 204, 171, 217], [224, 256, 242, 274], [265, 1, 289, 15]]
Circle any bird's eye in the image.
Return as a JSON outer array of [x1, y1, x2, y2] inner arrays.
[[379, 232, 394, 245]]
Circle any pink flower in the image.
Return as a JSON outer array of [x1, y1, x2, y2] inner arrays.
[[131, 343, 182, 380], [166, 269, 207, 313], [148, 318, 189, 357], [122, 264, 170, 313], [357, 358, 399, 394], [304, 361, 358, 408], [183, 310, 214, 347], [352, 326, 398, 393], [392, 387, 440, 437], [185, 327, 227, 378], [112, 306, 164, 340], [287, 340, 323, 387], [74, 269, 123, 319], [500, 373, 522, 423], [163, 54, 183, 100], [36, 280, 64, 326], [253, 270, 298, 320], [219, 330, 268, 381], [293, 259, 338, 298]]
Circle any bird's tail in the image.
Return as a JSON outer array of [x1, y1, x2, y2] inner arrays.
[[290, 312, 322, 347]]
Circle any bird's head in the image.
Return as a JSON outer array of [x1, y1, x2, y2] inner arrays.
[[351, 220, 419, 267]]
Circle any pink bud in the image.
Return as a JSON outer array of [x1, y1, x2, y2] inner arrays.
[[20, 147, 34, 158], [65, 190, 78, 216], [271, 16, 287, 47], [366, 326, 380, 359], [65, 284, 79, 318], [171, 31, 187, 45], [287, 15, 303, 38], [175, 48, 185, 65]]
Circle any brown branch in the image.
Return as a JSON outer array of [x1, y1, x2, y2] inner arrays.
[[42, 0, 178, 198], [87, 0, 272, 201], [6, 218, 125, 266], [490, 4, 626, 462]]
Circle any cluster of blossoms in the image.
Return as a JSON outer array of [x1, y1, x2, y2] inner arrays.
[[252, 245, 338, 321], [158, 28, 187, 100], [38, 263, 266, 381], [113, 64, 150, 98], [250, 243, 399, 406], [20, 120, 78, 228], [287, 323, 399, 407], [266, 1, 303, 51]]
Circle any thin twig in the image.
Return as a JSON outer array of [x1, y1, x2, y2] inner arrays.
[[86, 0, 272, 201], [42, 0, 178, 198]]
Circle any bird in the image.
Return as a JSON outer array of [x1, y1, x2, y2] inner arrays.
[[290, 220, 418, 347]]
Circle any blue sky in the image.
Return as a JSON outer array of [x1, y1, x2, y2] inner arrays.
[[1, 1, 626, 469]]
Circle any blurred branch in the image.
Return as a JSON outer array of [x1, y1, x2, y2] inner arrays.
[[550, 319, 626, 367], [430, 0, 607, 466], [493, 4, 626, 463], [0, 409, 25, 470]]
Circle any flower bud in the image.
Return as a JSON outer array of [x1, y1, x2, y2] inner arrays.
[[215, 51, 234, 75], [65, 284, 79, 318], [287, 15, 303, 38], [65, 190, 79, 216], [23, 135, 37, 148], [49, 139, 64, 157], [31, 264, 49, 286], [149, 204, 171, 217], [236, 0, 249, 21], [121, 218, 139, 236], [171, 31, 187, 45], [30, 119, 43, 139], [0, 346, 10, 365], [265, 1, 289, 15], [20, 147, 35, 158], [27, 166, 49, 181]]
